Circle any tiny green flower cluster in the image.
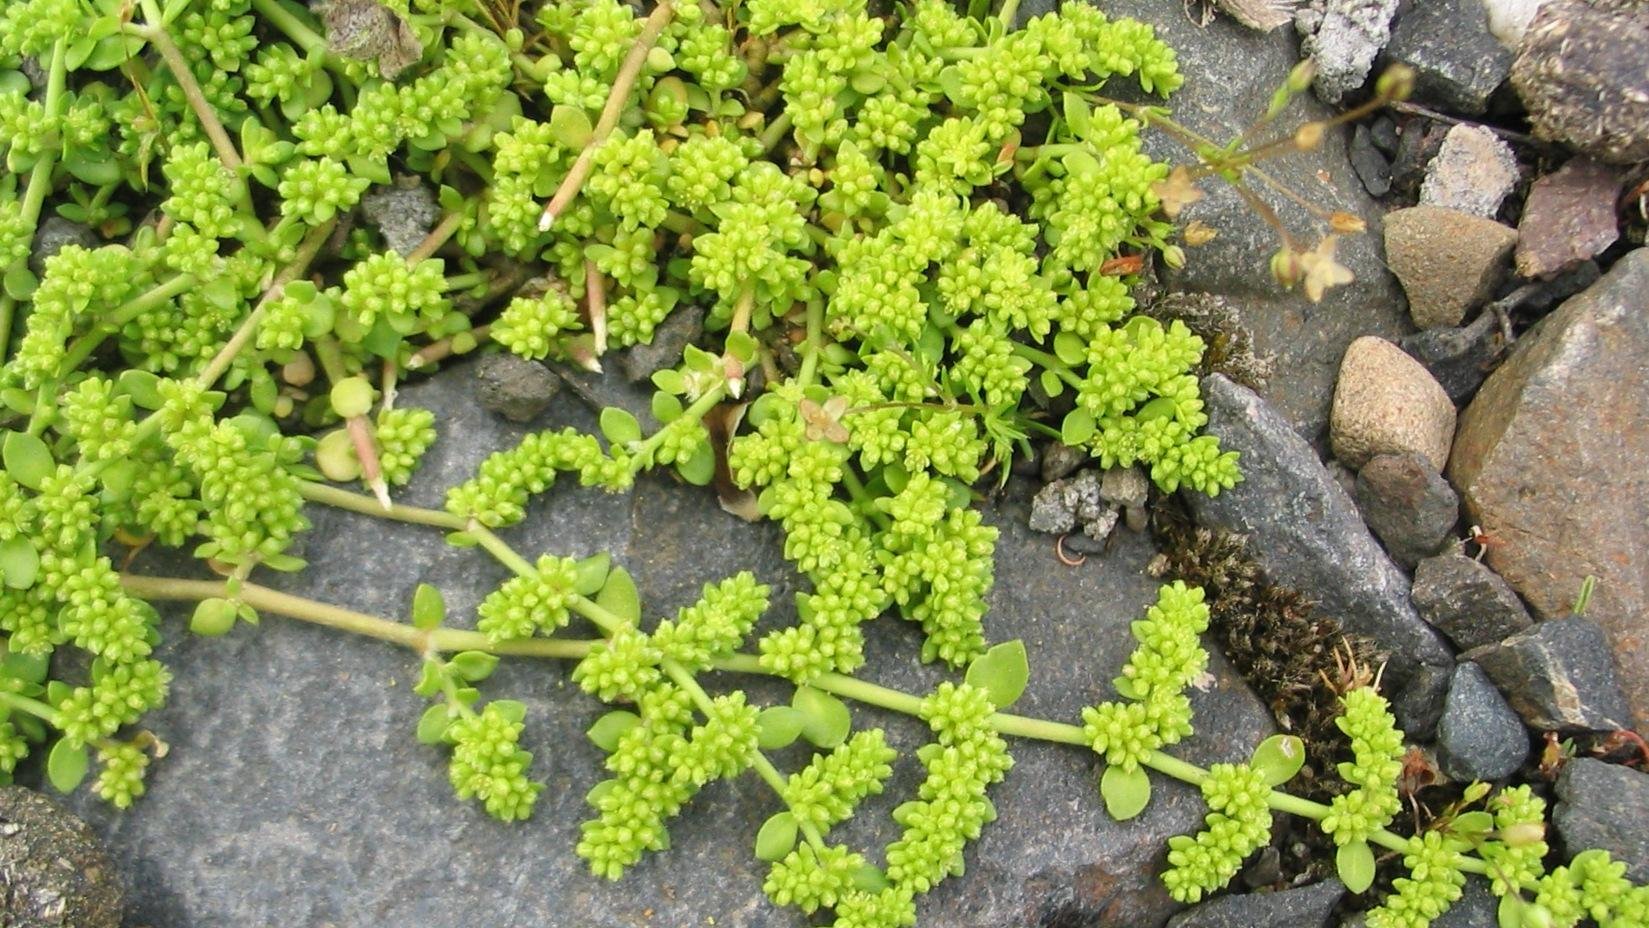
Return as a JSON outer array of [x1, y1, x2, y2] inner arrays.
[[1161, 761, 1273, 903], [1082, 582, 1209, 771], [781, 729, 897, 833], [1319, 687, 1404, 847], [446, 701, 543, 822], [446, 426, 633, 527], [476, 555, 579, 643], [1367, 831, 1468, 928], [578, 684, 698, 879]]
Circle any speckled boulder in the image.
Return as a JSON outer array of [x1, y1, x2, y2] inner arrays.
[[1331, 337, 1456, 471], [0, 787, 123, 928], [1511, 0, 1649, 164]]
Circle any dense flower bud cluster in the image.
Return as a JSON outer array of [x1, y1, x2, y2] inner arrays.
[[651, 573, 770, 671], [1319, 688, 1404, 847], [1161, 761, 1272, 902], [374, 407, 437, 487], [781, 729, 896, 833], [1082, 582, 1208, 770], [446, 702, 543, 822], [578, 685, 697, 878], [1367, 832, 1468, 928], [492, 288, 582, 361], [476, 555, 579, 643]]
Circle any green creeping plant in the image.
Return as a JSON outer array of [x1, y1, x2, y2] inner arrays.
[[0, 0, 1641, 924]]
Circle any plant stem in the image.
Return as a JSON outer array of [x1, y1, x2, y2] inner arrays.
[[132, 4, 244, 173], [996, 0, 1023, 25], [248, 0, 330, 58], [0, 691, 63, 727], [538, 0, 676, 230], [198, 219, 335, 386], [1008, 342, 1082, 388], [0, 38, 69, 361], [407, 212, 463, 263], [405, 324, 491, 371], [585, 260, 609, 355], [57, 273, 197, 372], [796, 299, 823, 388]]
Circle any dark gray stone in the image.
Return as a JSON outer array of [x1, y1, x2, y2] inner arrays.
[[1554, 758, 1649, 881], [1437, 663, 1529, 782], [361, 180, 440, 257], [0, 787, 123, 928], [1166, 878, 1345, 928], [1463, 618, 1634, 733], [1349, 124, 1392, 197], [1431, 877, 1497, 928], [71, 364, 1276, 928], [1391, 661, 1452, 743], [27, 217, 97, 275], [1385, 0, 1513, 115], [1511, 0, 1649, 164], [1186, 376, 1454, 698], [1354, 453, 1459, 568], [1397, 311, 1507, 406], [619, 303, 704, 383], [1410, 553, 1533, 653], [1039, 442, 1087, 484], [473, 351, 560, 422], [1018, 0, 1410, 441]]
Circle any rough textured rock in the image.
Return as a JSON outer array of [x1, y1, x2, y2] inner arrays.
[[1436, 663, 1529, 782], [1554, 759, 1649, 881], [1449, 249, 1649, 729], [1397, 311, 1508, 406], [1511, 0, 1649, 164], [1296, 0, 1402, 104], [1050, 0, 1409, 441], [472, 351, 560, 422], [1463, 618, 1634, 733], [1418, 125, 1520, 219], [1432, 877, 1498, 928], [1028, 470, 1104, 534], [1166, 879, 1345, 928], [619, 303, 704, 383], [1349, 124, 1392, 197], [1410, 553, 1534, 653], [1384, 206, 1517, 330], [360, 179, 440, 257], [1100, 466, 1150, 508], [0, 787, 123, 928], [1515, 158, 1623, 279], [1330, 336, 1456, 471], [1385, 0, 1514, 115], [1354, 452, 1459, 568], [1040, 442, 1088, 484], [72, 363, 1276, 928], [1187, 376, 1454, 704]]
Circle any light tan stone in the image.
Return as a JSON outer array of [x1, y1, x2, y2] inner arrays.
[[1332, 336, 1456, 470]]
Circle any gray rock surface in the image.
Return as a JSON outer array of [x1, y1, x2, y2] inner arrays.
[[1166, 878, 1345, 928], [1031, 0, 1409, 442], [1330, 336, 1456, 471], [1385, 0, 1514, 116], [473, 351, 560, 422], [1436, 663, 1528, 782], [1554, 759, 1649, 881], [1418, 125, 1519, 219], [1028, 470, 1105, 535], [27, 217, 97, 275], [72, 364, 1276, 928], [1187, 376, 1454, 703], [1354, 452, 1459, 568], [1463, 618, 1634, 733], [1511, 0, 1649, 164], [0, 787, 123, 928], [1384, 206, 1517, 330], [1040, 442, 1088, 484], [361, 180, 441, 257], [1450, 249, 1649, 729], [1410, 553, 1534, 653], [1397, 311, 1507, 406], [620, 303, 704, 383], [1297, 0, 1402, 103], [1348, 124, 1392, 197], [1431, 877, 1498, 928]]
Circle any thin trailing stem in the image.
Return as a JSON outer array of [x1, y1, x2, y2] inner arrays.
[[407, 212, 464, 264], [538, 0, 676, 230], [0, 38, 69, 361]]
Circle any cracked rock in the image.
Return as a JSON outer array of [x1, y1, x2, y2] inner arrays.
[[1463, 617, 1633, 733]]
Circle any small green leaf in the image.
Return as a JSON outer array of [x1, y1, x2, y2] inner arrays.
[[651, 369, 687, 395], [1497, 893, 1526, 928], [1336, 840, 1376, 894], [548, 105, 594, 149], [572, 553, 611, 595], [189, 597, 238, 637], [450, 651, 498, 682], [1052, 332, 1087, 367], [416, 704, 452, 744], [596, 567, 642, 626], [1450, 810, 1495, 837], [599, 407, 642, 446], [651, 390, 683, 423], [793, 686, 851, 748], [852, 864, 889, 892], [411, 583, 445, 631], [489, 700, 527, 724], [3, 431, 54, 489], [118, 370, 164, 409], [1, 651, 47, 685], [413, 659, 448, 698], [675, 442, 715, 487], [1249, 734, 1306, 787], [756, 706, 806, 750], [47, 739, 88, 793], [1062, 91, 1092, 137], [754, 812, 798, 861], [1060, 408, 1095, 446], [0, 536, 39, 589], [445, 531, 479, 548], [1038, 369, 1065, 398], [964, 640, 1029, 709], [1099, 765, 1151, 821], [586, 710, 641, 752]]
